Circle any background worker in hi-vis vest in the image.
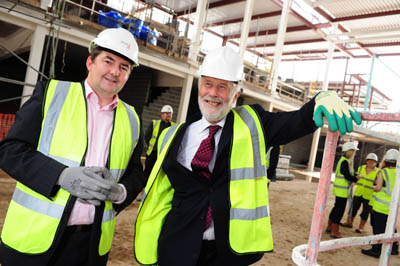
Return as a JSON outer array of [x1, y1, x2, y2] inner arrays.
[[362, 149, 399, 258], [144, 104, 175, 180], [133, 46, 362, 266], [0, 28, 145, 266], [326, 141, 359, 238], [341, 152, 379, 233]]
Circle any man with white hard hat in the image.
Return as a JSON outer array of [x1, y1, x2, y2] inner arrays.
[[134, 46, 362, 266], [144, 104, 175, 179], [362, 148, 399, 258], [0, 28, 145, 266], [326, 141, 359, 238]]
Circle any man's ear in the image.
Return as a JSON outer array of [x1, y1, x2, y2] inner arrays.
[[86, 56, 94, 72]]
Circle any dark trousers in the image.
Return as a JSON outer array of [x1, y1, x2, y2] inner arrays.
[[197, 240, 218, 266], [351, 196, 371, 220], [48, 225, 107, 266], [371, 211, 399, 253], [329, 196, 347, 224]]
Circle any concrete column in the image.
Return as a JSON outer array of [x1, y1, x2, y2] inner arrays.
[[40, 0, 52, 10], [177, 74, 194, 123], [21, 25, 47, 107], [264, 101, 273, 112], [306, 41, 335, 181], [188, 0, 207, 62], [238, 0, 255, 58], [268, 0, 293, 94]]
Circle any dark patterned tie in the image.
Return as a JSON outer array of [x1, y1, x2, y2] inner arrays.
[[191, 125, 221, 230]]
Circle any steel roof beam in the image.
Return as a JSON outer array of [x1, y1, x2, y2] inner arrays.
[[205, 10, 281, 28], [176, 0, 245, 17], [332, 10, 400, 23], [226, 25, 311, 39], [270, 0, 354, 58], [247, 38, 325, 48]]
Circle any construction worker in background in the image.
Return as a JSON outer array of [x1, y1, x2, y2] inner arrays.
[[326, 142, 359, 238], [144, 104, 175, 179], [134, 46, 362, 266], [362, 149, 399, 258], [341, 153, 379, 233], [0, 28, 145, 266]]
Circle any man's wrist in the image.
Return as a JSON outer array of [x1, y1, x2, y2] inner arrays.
[[113, 184, 127, 204]]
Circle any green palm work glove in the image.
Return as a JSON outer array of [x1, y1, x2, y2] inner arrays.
[[314, 91, 362, 134]]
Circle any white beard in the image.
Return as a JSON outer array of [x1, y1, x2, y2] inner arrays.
[[198, 93, 235, 123]]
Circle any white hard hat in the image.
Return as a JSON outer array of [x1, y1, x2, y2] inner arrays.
[[198, 46, 244, 82], [89, 28, 139, 66], [161, 105, 173, 114], [342, 142, 359, 152], [365, 153, 378, 161], [384, 149, 399, 162]]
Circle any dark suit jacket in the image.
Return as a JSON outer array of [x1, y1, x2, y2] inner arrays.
[[157, 102, 317, 266], [0, 80, 145, 266]]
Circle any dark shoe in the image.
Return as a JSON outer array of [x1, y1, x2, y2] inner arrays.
[[361, 248, 380, 258], [391, 249, 399, 255], [355, 229, 364, 233]]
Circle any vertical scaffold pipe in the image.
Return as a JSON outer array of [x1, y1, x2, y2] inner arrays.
[[305, 130, 339, 265]]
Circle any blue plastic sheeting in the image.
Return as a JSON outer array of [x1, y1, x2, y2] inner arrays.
[[98, 10, 124, 28], [140, 26, 161, 45], [98, 12, 160, 45], [123, 18, 144, 39]]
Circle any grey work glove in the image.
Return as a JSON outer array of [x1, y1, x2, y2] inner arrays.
[[94, 168, 125, 203], [57, 166, 112, 206]]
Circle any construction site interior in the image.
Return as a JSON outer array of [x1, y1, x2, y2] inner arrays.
[[1, 0, 400, 265]]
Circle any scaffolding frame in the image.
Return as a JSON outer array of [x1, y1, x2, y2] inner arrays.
[[292, 112, 400, 265]]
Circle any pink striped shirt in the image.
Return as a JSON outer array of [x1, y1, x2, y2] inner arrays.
[[67, 80, 126, 225]]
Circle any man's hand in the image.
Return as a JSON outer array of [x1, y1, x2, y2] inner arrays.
[[57, 166, 112, 204], [91, 168, 125, 203], [313, 91, 362, 134]]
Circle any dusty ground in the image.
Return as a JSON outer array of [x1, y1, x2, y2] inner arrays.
[[1, 169, 399, 265]]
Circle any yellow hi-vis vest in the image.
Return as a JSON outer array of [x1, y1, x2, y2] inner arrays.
[[333, 156, 353, 198], [1, 80, 140, 255], [372, 168, 396, 215], [354, 165, 378, 200], [146, 119, 175, 156], [134, 105, 272, 265]]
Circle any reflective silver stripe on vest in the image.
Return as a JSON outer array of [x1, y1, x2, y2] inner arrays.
[[48, 154, 80, 167], [361, 176, 376, 182], [110, 169, 121, 182], [335, 175, 345, 180], [372, 195, 390, 206], [102, 208, 117, 223], [381, 169, 392, 196], [231, 107, 265, 180], [160, 124, 179, 154], [12, 187, 64, 219], [148, 120, 160, 150], [38, 81, 70, 157], [363, 185, 374, 190], [142, 191, 147, 203], [230, 205, 269, 220], [122, 101, 139, 157], [334, 184, 349, 189], [115, 102, 140, 181]]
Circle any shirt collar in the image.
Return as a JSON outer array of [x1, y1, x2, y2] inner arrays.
[[84, 79, 119, 110], [199, 116, 226, 133]]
